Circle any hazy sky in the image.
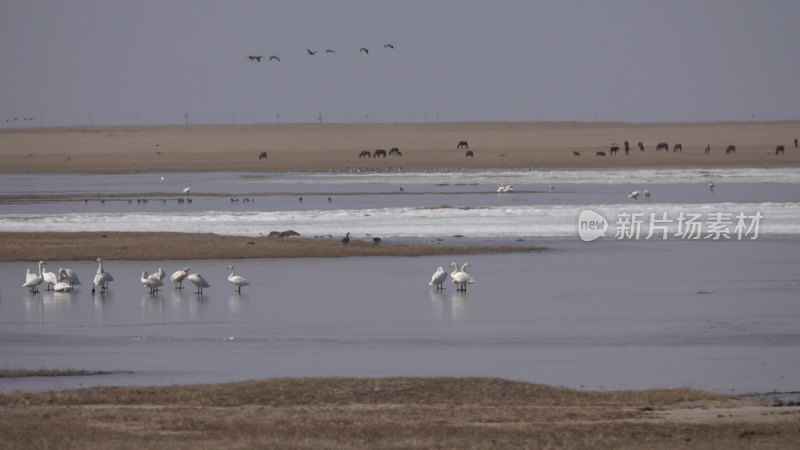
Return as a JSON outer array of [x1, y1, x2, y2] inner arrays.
[[1, 1, 799, 126]]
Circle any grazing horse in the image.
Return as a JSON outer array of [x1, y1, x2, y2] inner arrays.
[[624, 141, 630, 155], [596, 151, 606, 156], [705, 144, 711, 155], [726, 145, 736, 154], [389, 147, 402, 156], [573, 151, 580, 156], [465, 150, 474, 157], [373, 237, 382, 245], [673, 144, 682, 152], [776, 145, 785, 155], [258, 151, 268, 159], [637, 142, 644, 151], [457, 140, 469, 149], [656, 142, 669, 152], [609, 144, 619, 156], [374, 149, 387, 158], [358, 150, 371, 158]]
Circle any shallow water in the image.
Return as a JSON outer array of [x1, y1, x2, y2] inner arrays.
[[1, 238, 798, 394]]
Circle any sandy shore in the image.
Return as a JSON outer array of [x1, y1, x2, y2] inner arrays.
[[1, 377, 797, 448], [0, 232, 542, 262], [2, 121, 798, 173]]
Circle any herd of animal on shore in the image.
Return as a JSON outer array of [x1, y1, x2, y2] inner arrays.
[[20, 258, 477, 296], [574, 138, 797, 157]]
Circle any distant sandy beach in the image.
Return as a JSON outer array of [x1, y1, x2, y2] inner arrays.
[[2, 121, 798, 174]]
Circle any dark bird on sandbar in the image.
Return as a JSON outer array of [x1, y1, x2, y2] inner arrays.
[[359, 47, 369, 54], [247, 55, 263, 62], [340, 232, 351, 245]]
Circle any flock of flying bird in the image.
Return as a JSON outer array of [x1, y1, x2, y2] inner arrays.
[[21, 259, 251, 296], [247, 43, 394, 63]]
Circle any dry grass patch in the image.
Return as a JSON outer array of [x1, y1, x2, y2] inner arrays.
[[1, 377, 798, 449]]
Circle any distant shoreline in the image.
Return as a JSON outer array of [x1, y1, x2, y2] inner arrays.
[[2, 121, 798, 174]]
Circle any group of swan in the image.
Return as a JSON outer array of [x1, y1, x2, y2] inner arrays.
[[496, 185, 514, 193], [22, 261, 81, 294], [22, 260, 250, 296], [429, 262, 476, 292]]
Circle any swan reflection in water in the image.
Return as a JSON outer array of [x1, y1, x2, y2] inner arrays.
[[25, 290, 78, 322], [141, 292, 165, 322], [228, 293, 250, 315], [169, 289, 210, 320], [428, 289, 473, 321]]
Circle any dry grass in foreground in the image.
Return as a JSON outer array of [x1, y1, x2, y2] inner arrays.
[[0, 232, 542, 262], [0, 377, 798, 449]]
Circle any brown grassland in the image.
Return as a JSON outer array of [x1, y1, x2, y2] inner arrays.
[[1, 377, 798, 449], [2, 121, 799, 447]]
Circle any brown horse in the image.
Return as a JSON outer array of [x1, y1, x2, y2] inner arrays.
[[374, 149, 387, 158], [656, 142, 669, 152], [465, 150, 474, 157], [596, 151, 606, 156], [609, 144, 619, 155], [373, 237, 382, 245], [776, 145, 785, 155], [673, 144, 682, 152], [726, 145, 736, 154], [624, 141, 630, 155], [359, 150, 371, 158], [457, 140, 469, 149], [389, 147, 402, 156], [637, 142, 644, 151], [258, 151, 268, 159], [704, 144, 711, 155], [573, 151, 580, 156]]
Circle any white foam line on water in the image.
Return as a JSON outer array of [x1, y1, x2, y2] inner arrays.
[[2, 202, 799, 238]]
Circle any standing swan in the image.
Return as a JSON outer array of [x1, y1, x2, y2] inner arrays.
[[449, 262, 475, 292], [188, 273, 210, 294], [147, 267, 165, 291], [170, 267, 190, 289], [429, 266, 447, 290], [58, 268, 81, 286], [140, 271, 163, 294], [41, 262, 58, 291], [226, 266, 250, 294], [93, 258, 114, 293], [22, 261, 45, 294]]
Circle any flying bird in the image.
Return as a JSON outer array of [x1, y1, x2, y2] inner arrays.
[[307, 49, 317, 55], [247, 55, 263, 62], [325, 49, 336, 54], [359, 47, 369, 54], [384, 43, 394, 49], [269, 55, 280, 62]]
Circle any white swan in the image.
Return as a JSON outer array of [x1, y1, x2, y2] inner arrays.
[[183, 186, 191, 194], [58, 268, 81, 286], [93, 258, 114, 293], [226, 266, 250, 294], [147, 267, 165, 291], [53, 281, 73, 292], [449, 261, 475, 292], [188, 273, 210, 294], [170, 267, 190, 289], [140, 271, 163, 294], [41, 262, 58, 291], [22, 261, 45, 294], [429, 266, 447, 290], [708, 182, 714, 190]]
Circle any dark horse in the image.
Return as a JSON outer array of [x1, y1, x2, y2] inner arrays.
[[457, 140, 469, 149], [776, 145, 785, 155], [726, 145, 736, 154], [637, 142, 644, 151], [609, 143, 619, 156], [258, 151, 268, 159], [389, 147, 402, 156], [596, 151, 606, 156], [656, 142, 669, 152], [673, 144, 682, 152], [705, 144, 711, 155], [624, 141, 630, 155], [374, 149, 387, 158], [358, 150, 371, 158], [465, 150, 474, 157]]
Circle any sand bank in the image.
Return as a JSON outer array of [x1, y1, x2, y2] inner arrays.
[[2, 121, 798, 174]]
